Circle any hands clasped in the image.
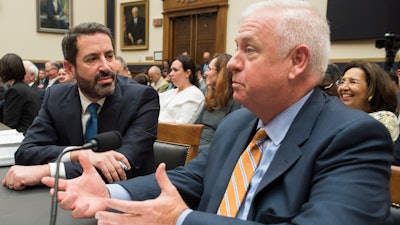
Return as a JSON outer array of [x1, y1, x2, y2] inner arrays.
[[41, 151, 189, 225]]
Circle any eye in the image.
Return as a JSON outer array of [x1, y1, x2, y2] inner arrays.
[[245, 47, 255, 54]]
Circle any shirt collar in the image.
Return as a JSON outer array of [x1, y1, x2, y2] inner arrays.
[[258, 90, 313, 145], [78, 88, 106, 112]]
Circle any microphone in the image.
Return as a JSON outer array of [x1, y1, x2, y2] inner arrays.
[[49, 131, 122, 225]]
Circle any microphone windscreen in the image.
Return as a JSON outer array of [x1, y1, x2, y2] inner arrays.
[[92, 131, 123, 151]]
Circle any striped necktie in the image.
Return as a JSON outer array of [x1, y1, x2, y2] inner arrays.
[[85, 103, 100, 143], [217, 128, 267, 217]]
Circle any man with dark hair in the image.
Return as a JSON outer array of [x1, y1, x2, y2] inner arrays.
[[2, 22, 159, 190], [42, 2, 393, 225]]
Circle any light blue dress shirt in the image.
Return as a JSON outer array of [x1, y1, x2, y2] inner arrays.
[[107, 90, 313, 224]]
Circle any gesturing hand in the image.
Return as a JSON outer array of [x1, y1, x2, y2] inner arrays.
[[95, 163, 189, 225], [41, 151, 110, 218]]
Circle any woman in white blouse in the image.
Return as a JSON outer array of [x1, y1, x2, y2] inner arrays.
[[158, 55, 205, 124]]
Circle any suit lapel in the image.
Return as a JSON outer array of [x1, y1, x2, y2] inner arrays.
[[98, 80, 123, 132], [254, 89, 326, 195], [56, 85, 84, 144]]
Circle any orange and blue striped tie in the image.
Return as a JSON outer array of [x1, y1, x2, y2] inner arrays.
[[217, 128, 267, 217]]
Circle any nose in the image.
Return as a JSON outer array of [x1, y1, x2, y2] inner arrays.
[[99, 56, 112, 72], [227, 52, 242, 73]]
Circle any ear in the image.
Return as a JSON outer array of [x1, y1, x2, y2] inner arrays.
[[185, 69, 192, 78], [63, 60, 75, 78], [288, 44, 310, 80]]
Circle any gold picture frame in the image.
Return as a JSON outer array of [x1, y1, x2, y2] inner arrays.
[[120, 0, 149, 50], [37, 0, 72, 33]]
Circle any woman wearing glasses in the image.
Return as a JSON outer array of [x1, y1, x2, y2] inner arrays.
[[337, 60, 399, 141]]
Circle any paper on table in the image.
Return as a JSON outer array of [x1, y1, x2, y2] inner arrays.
[[0, 129, 24, 166]]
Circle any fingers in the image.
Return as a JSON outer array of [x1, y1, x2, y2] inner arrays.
[[155, 163, 175, 193], [96, 211, 132, 225], [79, 151, 97, 174], [41, 176, 68, 191]]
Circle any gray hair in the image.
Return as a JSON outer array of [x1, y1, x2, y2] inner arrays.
[[240, 0, 330, 78], [23, 60, 39, 80]]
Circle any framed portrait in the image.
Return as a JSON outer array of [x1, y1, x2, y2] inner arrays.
[[120, 0, 149, 50], [37, 0, 72, 33]]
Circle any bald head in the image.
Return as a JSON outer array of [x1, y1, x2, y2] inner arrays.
[[148, 66, 162, 83]]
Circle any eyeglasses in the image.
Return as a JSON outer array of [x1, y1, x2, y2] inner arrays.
[[337, 79, 362, 87], [319, 80, 340, 91]]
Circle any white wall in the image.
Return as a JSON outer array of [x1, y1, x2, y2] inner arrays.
[[0, 0, 388, 64]]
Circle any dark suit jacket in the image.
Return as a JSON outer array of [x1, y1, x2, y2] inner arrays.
[[15, 76, 160, 179], [119, 89, 393, 224], [3, 80, 41, 134]]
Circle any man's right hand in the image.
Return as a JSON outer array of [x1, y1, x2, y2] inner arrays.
[[2, 164, 50, 190], [41, 151, 110, 218]]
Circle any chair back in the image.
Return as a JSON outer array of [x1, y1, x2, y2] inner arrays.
[[154, 122, 204, 170], [391, 165, 400, 207]]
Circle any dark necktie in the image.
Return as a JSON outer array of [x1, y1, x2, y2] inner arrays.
[[85, 103, 100, 143], [217, 128, 267, 217]]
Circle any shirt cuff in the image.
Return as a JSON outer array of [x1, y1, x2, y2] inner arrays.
[[106, 183, 132, 201], [49, 162, 66, 179], [176, 208, 192, 225]]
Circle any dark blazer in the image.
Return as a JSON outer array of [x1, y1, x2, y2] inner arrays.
[[15, 76, 160, 179], [120, 89, 393, 224], [3, 80, 41, 134]]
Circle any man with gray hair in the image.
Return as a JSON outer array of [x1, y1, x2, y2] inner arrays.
[[23, 60, 45, 103], [43, 1, 393, 224]]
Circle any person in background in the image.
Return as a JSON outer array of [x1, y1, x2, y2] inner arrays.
[[196, 64, 208, 95], [23, 60, 45, 104], [158, 55, 204, 124], [115, 55, 131, 77], [57, 67, 75, 83], [148, 66, 169, 93], [337, 60, 399, 141], [133, 72, 149, 85], [44, 60, 60, 88], [36, 68, 48, 89], [2, 22, 159, 191], [200, 51, 211, 75], [41, 1, 393, 224], [318, 63, 341, 97], [195, 53, 241, 152], [161, 59, 170, 78], [0, 53, 40, 134]]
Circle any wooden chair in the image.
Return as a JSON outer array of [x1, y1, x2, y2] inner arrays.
[[154, 122, 204, 170], [391, 165, 400, 207]]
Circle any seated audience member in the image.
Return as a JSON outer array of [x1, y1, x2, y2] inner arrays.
[[388, 70, 400, 110], [195, 54, 241, 152], [1, 22, 159, 190], [318, 63, 341, 96], [115, 55, 131, 77], [196, 63, 208, 95], [42, 1, 393, 224], [158, 55, 205, 124], [57, 67, 76, 83], [132, 72, 149, 85], [36, 68, 48, 89], [148, 65, 169, 93], [337, 60, 399, 141], [44, 60, 61, 88], [0, 53, 41, 134], [23, 60, 45, 104], [161, 59, 170, 78]]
